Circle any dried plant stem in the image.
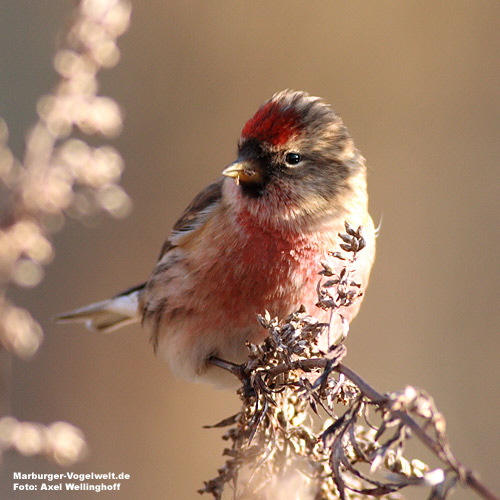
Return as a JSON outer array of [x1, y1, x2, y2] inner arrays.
[[201, 225, 498, 500], [254, 357, 495, 499], [263, 358, 498, 500], [335, 364, 499, 500]]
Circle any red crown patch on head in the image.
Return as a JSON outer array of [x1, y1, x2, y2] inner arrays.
[[241, 101, 302, 146]]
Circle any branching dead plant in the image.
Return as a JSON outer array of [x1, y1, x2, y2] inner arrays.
[[200, 224, 498, 500]]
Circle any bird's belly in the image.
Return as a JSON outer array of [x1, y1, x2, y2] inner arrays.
[[157, 229, 330, 383]]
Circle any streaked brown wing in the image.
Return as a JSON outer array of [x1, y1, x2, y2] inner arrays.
[[156, 178, 223, 260]]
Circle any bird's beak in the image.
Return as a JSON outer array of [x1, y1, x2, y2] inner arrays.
[[222, 160, 263, 185]]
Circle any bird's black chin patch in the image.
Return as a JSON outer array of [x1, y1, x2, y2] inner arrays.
[[239, 180, 268, 198]]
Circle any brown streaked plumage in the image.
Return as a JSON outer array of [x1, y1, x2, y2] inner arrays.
[[57, 90, 375, 386]]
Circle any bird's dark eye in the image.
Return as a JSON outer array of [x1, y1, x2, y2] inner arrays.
[[285, 152, 301, 166]]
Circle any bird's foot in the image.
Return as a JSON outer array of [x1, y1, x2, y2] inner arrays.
[[209, 356, 254, 397]]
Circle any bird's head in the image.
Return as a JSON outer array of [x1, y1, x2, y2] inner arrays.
[[223, 90, 365, 215]]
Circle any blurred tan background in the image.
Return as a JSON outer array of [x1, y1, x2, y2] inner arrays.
[[1, 1, 499, 499]]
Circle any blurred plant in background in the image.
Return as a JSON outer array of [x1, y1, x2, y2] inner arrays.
[[0, 0, 131, 465]]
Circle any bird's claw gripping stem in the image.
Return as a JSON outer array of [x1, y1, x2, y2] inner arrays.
[[209, 356, 254, 396]]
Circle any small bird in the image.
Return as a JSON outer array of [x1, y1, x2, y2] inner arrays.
[[57, 90, 375, 385]]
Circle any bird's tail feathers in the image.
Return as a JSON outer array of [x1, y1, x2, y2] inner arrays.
[[55, 285, 144, 333]]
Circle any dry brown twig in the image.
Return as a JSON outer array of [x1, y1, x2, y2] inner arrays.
[[0, 0, 131, 465], [200, 223, 499, 500]]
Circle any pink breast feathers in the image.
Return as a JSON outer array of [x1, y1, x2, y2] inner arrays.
[[196, 212, 323, 329]]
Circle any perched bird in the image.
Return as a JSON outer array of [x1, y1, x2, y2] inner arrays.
[[57, 90, 375, 385]]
